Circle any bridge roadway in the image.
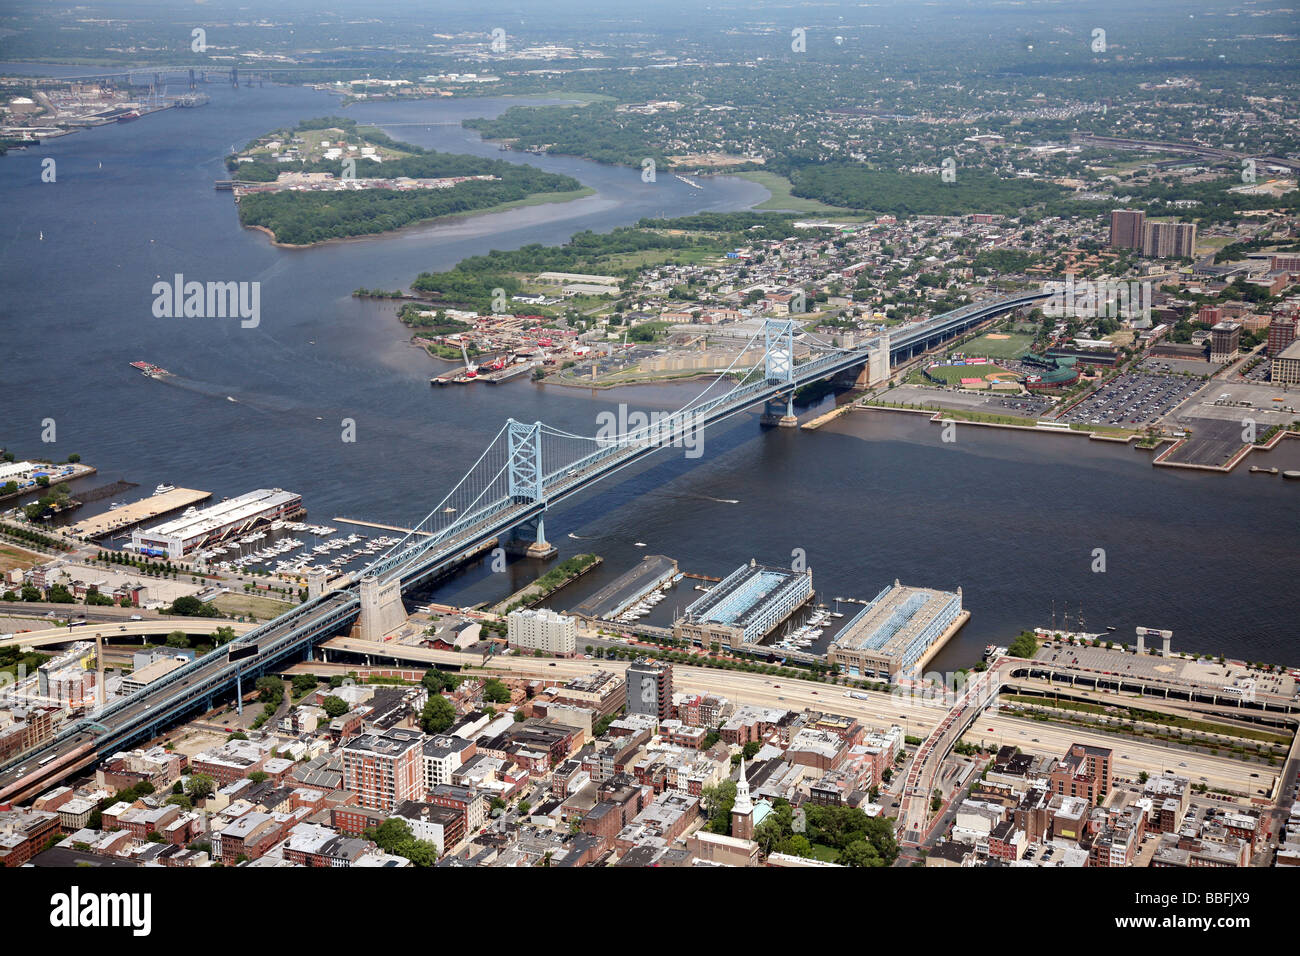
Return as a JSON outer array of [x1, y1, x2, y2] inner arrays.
[[0, 620, 255, 652], [0, 291, 1045, 802]]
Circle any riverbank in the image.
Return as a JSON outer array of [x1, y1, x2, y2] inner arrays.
[[489, 554, 602, 615], [241, 186, 598, 248]]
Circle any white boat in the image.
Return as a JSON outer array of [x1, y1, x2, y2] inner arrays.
[[154, 483, 175, 495]]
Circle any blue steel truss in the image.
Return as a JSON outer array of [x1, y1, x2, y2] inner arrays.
[[0, 290, 1050, 792]]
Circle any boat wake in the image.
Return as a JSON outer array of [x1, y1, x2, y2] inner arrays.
[[647, 491, 739, 505]]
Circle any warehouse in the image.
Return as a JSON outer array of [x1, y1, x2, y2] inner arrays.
[[129, 488, 303, 558], [827, 581, 966, 683], [674, 559, 812, 650]]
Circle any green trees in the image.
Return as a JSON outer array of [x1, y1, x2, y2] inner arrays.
[[421, 669, 462, 694], [363, 817, 440, 865], [752, 800, 898, 866], [702, 780, 737, 834], [291, 673, 319, 697], [188, 774, 215, 802], [167, 595, 221, 618], [787, 164, 1065, 217], [1008, 631, 1039, 659], [321, 695, 349, 718], [235, 145, 580, 246], [482, 678, 511, 704], [420, 695, 456, 734], [47, 584, 74, 603], [255, 677, 284, 705]]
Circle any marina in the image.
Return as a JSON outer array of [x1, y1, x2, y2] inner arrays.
[[573, 554, 679, 622]]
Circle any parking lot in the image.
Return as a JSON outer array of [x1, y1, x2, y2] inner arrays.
[[884, 384, 1059, 419], [1059, 372, 1203, 427], [1138, 356, 1219, 378], [986, 395, 1055, 418]]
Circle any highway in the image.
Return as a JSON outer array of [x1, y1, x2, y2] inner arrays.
[[333, 637, 1274, 805], [324, 637, 951, 731], [0, 291, 1048, 801], [0, 620, 255, 651], [973, 710, 1273, 797]]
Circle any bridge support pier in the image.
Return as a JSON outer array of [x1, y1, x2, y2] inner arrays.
[[759, 395, 798, 428], [306, 568, 329, 601], [236, 672, 244, 716], [356, 573, 406, 642], [505, 515, 557, 559]]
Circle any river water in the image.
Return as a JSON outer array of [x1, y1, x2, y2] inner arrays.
[[1, 75, 1296, 668]]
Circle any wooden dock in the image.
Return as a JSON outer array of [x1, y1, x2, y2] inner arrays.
[[333, 517, 432, 536], [71, 488, 211, 539]]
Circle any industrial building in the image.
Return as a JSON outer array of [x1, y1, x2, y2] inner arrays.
[[673, 559, 813, 650], [827, 581, 965, 682], [129, 488, 303, 558]]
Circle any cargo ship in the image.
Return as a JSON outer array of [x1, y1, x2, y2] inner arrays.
[[129, 361, 171, 379]]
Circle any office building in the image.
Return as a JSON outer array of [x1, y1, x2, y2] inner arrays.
[[1209, 320, 1241, 363], [1267, 312, 1297, 356], [1272, 339, 1300, 386], [1047, 743, 1112, 806]]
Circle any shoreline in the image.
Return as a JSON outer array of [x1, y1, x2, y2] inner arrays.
[[239, 186, 597, 249]]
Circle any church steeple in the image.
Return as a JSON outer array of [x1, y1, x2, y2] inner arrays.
[[733, 757, 754, 816]]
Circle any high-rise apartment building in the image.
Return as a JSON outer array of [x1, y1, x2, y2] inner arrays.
[[507, 607, 577, 656], [626, 658, 674, 721], [1142, 221, 1197, 258], [341, 727, 425, 811], [1108, 209, 1145, 250]]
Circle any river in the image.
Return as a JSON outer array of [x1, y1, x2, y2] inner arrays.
[[1, 74, 1296, 669]]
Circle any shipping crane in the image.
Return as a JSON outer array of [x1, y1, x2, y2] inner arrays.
[[458, 339, 478, 378]]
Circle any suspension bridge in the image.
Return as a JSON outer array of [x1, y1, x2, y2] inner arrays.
[[0, 289, 1047, 802]]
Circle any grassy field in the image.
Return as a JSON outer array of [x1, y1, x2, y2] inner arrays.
[[212, 592, 296, 621], [731, 171, 862, 214], [960, 331, 1035, 359], [463, 186, 595, 219], [923, 363, 1015, 385], [0, 543, 42, 574]]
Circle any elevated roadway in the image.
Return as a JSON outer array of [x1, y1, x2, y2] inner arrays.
[[0, 620, 255, 651], [0, 291, 1047, 802]]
